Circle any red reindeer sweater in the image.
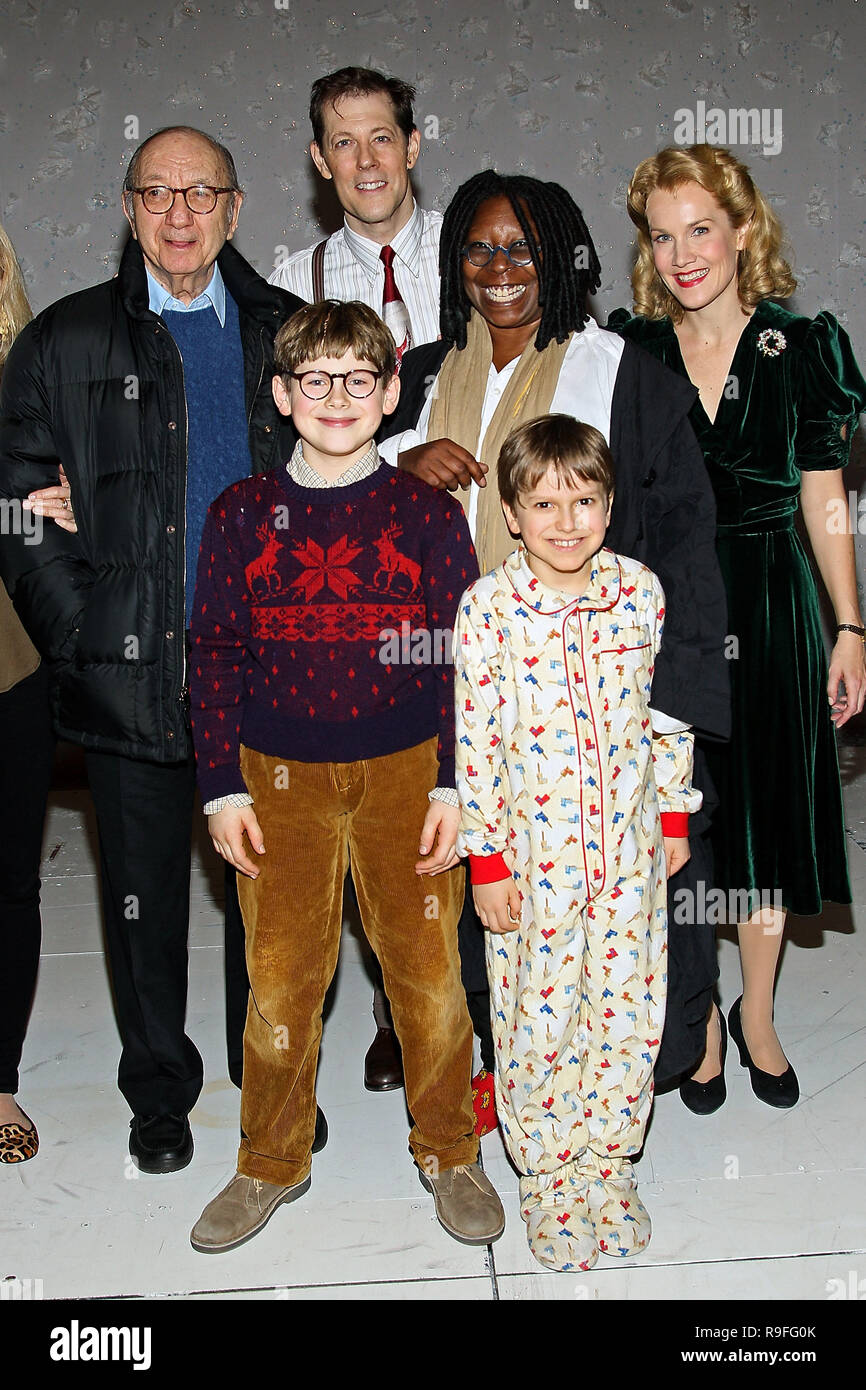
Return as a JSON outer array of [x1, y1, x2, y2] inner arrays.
[[190, 461, 479, 805]]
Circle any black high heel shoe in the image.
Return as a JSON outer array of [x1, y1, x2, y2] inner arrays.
[[679, 1007, 727, 1115], [728, 996, 799, 1108]]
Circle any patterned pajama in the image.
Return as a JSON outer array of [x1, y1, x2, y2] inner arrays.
[[455, 547, 698, 1210]]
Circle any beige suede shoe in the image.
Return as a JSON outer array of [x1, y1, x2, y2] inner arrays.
[[419, 1162, 505, 1245], [190, 1172, 311, 1253]]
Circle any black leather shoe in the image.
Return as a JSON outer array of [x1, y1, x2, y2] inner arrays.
[[364, 1026, 404, 1091], [312, 1105, 328, 1153], [679, 1009, 727, 1115], [129, 1114, 193, 1173], [728, 996, 799, 1108]]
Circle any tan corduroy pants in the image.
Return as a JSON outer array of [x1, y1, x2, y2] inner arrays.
[[236, 737, 478, 1187]]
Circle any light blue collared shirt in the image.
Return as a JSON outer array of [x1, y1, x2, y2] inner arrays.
[[145, 262, 226, 326]]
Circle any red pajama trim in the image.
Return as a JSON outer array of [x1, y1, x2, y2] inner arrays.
[[660, 811, 689, 838], [468, 852, 512, 885]]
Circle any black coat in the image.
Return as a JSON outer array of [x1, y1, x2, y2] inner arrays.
[[0, 238, 304, 761]]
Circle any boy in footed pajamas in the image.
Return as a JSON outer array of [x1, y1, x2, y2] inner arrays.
[[454, 414, 699, 1272], [188, 301, 503, 1253]]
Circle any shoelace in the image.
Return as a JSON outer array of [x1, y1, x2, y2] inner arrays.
[[447, 1163, 482, 1188]]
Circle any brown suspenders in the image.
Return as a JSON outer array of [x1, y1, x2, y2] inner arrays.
[[311, 238, 327, 301]]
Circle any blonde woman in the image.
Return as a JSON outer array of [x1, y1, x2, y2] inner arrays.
[[0, 222, 54, 1161], [611, 145, 866, 1112]]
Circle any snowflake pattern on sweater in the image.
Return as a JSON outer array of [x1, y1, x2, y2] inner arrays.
[[190, 461, 478, 805]]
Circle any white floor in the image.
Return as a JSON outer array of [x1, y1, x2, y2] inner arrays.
[[3, 742, 866, 1305]]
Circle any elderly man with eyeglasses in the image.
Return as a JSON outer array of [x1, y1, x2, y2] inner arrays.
[[0, 125, 306, 1174]]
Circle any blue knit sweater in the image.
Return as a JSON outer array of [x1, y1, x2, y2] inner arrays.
[[162, 293, 251, 626]]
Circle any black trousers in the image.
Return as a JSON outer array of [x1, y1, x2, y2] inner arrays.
[[84, 748, 203, 1116], [224, 864, 247, 1090], [0, 664, 54, 1094], [456, 866, 496, 1072]]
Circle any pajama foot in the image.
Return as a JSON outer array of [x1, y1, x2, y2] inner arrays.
[[521, 1182, 599, 1273], [585, 1154, 652, 1257]]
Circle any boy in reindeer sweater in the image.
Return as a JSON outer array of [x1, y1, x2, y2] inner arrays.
[[188, 301, 503, 1253]]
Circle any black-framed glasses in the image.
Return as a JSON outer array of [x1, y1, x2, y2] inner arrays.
[[130, 184, 236, 215], [461, 239, 535, 268], [287, 369, 384, 400]]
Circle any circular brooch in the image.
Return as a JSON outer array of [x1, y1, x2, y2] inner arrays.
[[757, 327, 787, 357]]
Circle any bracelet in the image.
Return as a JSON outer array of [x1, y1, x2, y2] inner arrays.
[[836, 623, 866, 639]]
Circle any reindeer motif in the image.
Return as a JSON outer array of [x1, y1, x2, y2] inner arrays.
[[245, 522, 284, 597], [372, 523, 422, 594]]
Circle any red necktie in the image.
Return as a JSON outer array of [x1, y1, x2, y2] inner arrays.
[[380, 245, 411, 365]]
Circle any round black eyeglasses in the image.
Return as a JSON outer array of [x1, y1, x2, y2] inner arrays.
[[287, 370, 384, 400], [461, 239, 534, 268]]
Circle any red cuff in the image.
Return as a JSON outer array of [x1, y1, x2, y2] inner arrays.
[[660, 811, 689, 838], [468, 852, 512, 885]]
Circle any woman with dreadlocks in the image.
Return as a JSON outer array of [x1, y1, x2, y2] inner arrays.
[[380, 169, 729, 1175]]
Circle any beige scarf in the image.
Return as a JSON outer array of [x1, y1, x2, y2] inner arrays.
[[427, 309, 571, 571]]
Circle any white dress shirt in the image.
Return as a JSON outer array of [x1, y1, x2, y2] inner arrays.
[[379, 316, 625, 534], [268, 202, 442, 348]]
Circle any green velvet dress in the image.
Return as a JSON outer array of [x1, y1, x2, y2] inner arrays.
[[609, 301, 866, 914]]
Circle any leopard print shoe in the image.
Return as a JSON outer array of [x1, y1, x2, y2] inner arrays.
[[0, 1112, 39, 1163]]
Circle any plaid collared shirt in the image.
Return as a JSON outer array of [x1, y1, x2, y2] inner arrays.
[[286, 438, 381, 488]]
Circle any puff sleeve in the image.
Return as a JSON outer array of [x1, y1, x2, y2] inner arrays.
[[795, 312, 866, 471]]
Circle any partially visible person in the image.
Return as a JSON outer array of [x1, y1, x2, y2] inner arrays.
[[270, 66, 444, 1090], [269, 67, 441, 360], [0, 221, 54, 1163], [187, 301, 503, 1253], [381, 171, 730, 1103], [610, 144, 866, 1113], [0, 127, 305, 1174], [456, 414, 698, 1271]]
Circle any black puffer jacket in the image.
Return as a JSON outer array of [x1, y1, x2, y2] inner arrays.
[[0, 238, 304, 760]]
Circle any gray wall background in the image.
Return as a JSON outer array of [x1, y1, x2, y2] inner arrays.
[[2, 0, 864, 609], [2, 0, 863, 351]]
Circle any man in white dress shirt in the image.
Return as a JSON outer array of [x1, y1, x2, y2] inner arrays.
[[270, 67, 444, 1092], [269, 67, 441, 357]]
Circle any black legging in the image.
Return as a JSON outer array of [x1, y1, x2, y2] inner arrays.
[[0, 663, 54, 1094]]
